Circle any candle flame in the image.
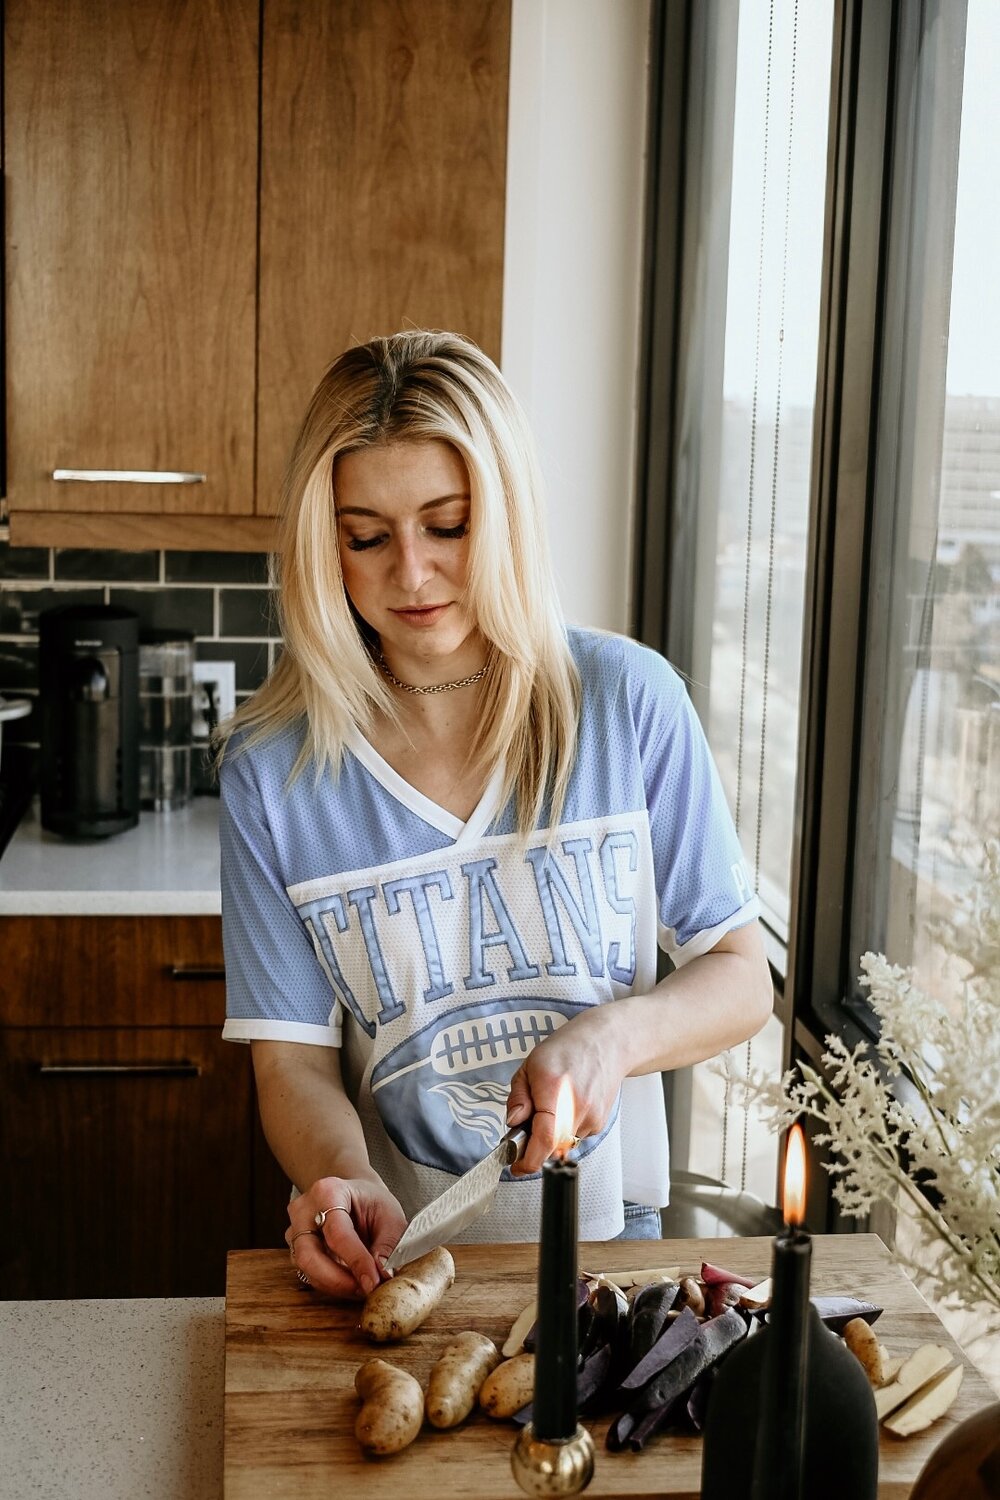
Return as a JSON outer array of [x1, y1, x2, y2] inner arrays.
[[552, 1076, 576, 1157], [783, 1122, 807, 1226]]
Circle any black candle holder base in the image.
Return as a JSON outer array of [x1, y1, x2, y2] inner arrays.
[[700, 1305, 879, 1500], [511, 1422, 595, 1496]]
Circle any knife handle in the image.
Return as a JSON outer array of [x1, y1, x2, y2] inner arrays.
[[502, 1127, 530, 1166]]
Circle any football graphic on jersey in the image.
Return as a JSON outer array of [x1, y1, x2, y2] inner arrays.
[[369, 996, 606, 1173]]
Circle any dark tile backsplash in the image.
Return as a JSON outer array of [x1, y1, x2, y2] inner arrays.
[[109, 585, 216, 637], [54, 548, 160, 583], [0, 542, 280, 769], [165, 550, 270, 585]]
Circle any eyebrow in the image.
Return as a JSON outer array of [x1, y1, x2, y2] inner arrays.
[[335, 492, 469, 519]]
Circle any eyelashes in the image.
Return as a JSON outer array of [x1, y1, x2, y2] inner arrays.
[[345, 522, 469, 552]]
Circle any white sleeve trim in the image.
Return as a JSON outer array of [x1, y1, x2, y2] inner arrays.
[[658, 897, 761, 968], [221, 1018, 342, 1047]]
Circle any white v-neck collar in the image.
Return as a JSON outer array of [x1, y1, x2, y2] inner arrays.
[[345, 725, 505, 847]]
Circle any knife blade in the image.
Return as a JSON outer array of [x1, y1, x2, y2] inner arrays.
[[383, 1126, 530, 1270]]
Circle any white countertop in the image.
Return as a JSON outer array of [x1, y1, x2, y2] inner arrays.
[[0, 1297, 224, 1500], [0, 798, 221, 914]]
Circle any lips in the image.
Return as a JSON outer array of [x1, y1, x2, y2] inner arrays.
[[391, 603, 451, 625]]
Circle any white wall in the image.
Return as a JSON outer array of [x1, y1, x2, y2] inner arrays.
[[501, 0, 651, 634]]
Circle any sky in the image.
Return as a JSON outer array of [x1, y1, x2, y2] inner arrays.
[[722, 0, 999, 407]]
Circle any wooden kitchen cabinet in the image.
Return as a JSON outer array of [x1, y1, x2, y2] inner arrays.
[[0, 915, 289, 1298], [3, 0, 261, 530], [4, 0, 511, 552]]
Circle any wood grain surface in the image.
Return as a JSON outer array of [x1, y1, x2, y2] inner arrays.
[[255, 0, 511, 514], [5, 0, 258, 516], [224, 1234, 996, 1499]]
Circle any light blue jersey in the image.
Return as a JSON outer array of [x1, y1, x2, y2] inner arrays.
[[220, 629, 758, 1240]]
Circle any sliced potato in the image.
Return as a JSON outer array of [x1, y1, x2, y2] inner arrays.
[[580, 1266, 681, 1288], [502, 1298, 537, 1359], [738, 1277, 772, 1311], [884, 1363, 964, 1436], [874, 1344, 955, 1421]]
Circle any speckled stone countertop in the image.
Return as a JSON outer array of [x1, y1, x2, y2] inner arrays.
[[0, 1297, 224, 1499], [0, 797, 221, 914]]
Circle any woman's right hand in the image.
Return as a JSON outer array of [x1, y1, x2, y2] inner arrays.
[[286, 1174, 407, 1299]]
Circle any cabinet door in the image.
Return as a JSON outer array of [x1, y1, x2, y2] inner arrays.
[[0, 914, 226, 1028], [0, 1027, 253, 1297], [4, 0, 259, 518], [256, 0, 511, 513]]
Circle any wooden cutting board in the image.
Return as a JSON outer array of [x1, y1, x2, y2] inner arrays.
[[224, 1233, 995, 1499]]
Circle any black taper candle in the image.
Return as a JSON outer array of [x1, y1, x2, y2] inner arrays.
[[749, 1226, 811, 1500], [533, 1156, 579, 1442]]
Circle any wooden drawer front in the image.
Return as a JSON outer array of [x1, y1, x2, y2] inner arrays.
[[0, 916, 226, 1027], [0, 1026, 252, 1297]]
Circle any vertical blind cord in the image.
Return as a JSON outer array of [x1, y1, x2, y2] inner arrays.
[[725, 0, 799, 1194]]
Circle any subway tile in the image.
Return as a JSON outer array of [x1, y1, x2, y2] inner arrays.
[[0, 640, 39, 692], [55, 548, 159, 583], [219, 588, 279, 637], [0, 587, 105, 635], [109, 587, 214, 637], [165, 551, 269, 584], [0, 543, 50, 580], [197, 640, 271, 693]]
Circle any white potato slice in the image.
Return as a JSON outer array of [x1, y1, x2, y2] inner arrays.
[[738, 1278, 772, 1311], [883, 1363, 964, 1436], [874, 1344, 955, 1421], [502, 1299, 537, 1359], [580, 1266, 681, 1288]]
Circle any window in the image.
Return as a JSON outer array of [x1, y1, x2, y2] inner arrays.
[[636, 0, 1000, 1223], [851, 0, 1000, 1010]]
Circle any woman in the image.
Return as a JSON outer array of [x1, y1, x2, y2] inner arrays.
[[219, 330, 772, 1301]]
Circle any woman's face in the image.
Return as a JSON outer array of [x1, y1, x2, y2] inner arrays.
[[334, 439, 481, 677]]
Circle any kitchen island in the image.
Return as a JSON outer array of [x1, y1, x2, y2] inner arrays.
[[0, 1296, 225, 1500], [3, 1237, 997, 1500]]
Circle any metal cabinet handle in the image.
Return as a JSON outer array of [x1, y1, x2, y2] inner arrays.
[[37, 1062, 202, 1077], [52, 468, 207, 484], [169, 964, 226, 981]]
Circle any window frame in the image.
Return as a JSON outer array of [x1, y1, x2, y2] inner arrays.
[[633, 0, 926, 1221]]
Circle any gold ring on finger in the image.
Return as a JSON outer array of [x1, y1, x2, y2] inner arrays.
[[289, 1228, 319, 1257], [314, 1206, 352, 1228]]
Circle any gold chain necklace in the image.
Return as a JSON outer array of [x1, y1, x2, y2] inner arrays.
[[376, 652, 488, 696]]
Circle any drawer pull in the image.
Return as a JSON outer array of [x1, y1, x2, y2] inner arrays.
[[169, 964, 226, 981], [52, 468, 207, 484], [38, 1062, 202, 1077]]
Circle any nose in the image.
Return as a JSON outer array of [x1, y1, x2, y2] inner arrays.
[[391, 529, 434, 595]]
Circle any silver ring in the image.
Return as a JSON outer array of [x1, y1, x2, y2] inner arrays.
[[290, 1228, 319, 1249], [315, 1205, 351, 1227], [296, 1269, 311, 1287]]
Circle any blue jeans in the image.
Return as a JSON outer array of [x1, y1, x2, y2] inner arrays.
[[612, 1201, 662, 1240]]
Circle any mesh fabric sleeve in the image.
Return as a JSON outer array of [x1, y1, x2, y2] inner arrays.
[[219, 747, 342, 1045]]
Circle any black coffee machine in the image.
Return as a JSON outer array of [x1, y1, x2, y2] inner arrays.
[[39, 604, 140, 837]]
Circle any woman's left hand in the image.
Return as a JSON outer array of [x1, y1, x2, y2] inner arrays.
[[505, 1005, 628, 1175]]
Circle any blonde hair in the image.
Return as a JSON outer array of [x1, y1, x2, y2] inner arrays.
[[219, 331, 580, 835]]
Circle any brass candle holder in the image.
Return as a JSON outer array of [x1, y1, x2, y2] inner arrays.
[[511, 1422, 596, 1497]]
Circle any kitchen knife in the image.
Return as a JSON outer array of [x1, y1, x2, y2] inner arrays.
[[383, 1126, 530, 1270]]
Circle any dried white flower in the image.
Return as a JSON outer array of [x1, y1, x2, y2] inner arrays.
[[727, 839, 1000, 1331]]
